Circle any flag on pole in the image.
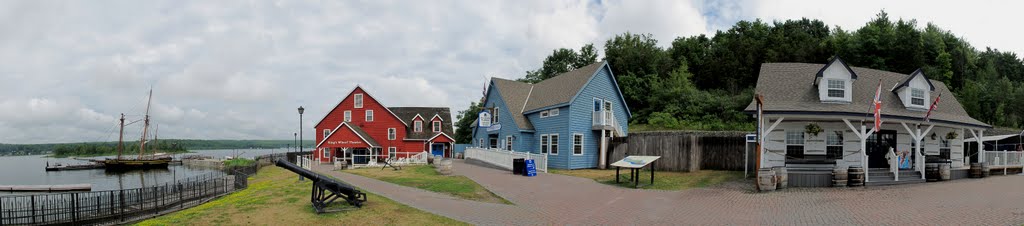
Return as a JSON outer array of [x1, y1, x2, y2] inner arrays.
[[924, 94, 941, 122], [872, 79, 883, 131]]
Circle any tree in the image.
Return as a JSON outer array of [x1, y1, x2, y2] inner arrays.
[[518, 44, 599, 84], [453, 102, 484, 144]]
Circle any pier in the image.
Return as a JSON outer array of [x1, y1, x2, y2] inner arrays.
[[0, 184, 92, 192]]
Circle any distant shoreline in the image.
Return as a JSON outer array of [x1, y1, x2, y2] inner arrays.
[[1, 139, 313, 157]]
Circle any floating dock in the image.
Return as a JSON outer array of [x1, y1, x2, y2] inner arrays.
[[0, 184, 92, 192], [45, 163, 105, 171]]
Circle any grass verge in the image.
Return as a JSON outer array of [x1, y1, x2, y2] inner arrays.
[[136, 166, 467, 226], [347, 165, 512, 204], [550, 168, 742, 190], [223, 158, 256, 167]]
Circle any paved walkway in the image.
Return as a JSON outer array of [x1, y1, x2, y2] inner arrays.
[[313, 161, 1024, 225]]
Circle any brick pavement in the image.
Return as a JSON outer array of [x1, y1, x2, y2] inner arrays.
[[313, 161, 1024, 225]]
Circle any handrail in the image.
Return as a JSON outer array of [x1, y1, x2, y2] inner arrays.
[[885, 148, 898, 181]]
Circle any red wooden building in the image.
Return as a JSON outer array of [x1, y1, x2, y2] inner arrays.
[[313, 86, 455, 164]]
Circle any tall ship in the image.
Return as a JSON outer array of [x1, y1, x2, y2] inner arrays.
[[104, 89, 171, 170]]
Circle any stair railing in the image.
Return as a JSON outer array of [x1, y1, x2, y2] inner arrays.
[[885, 148, 898, 181]]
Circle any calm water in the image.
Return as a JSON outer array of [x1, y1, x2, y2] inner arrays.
[[0, 148, 292, 195]]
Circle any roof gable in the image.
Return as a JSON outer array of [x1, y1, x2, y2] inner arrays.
[[388, 107, 455, 140], [814, 57, 858, 85], [314, 86, 408, 129], [522, 62, 605, 112], [315, 122, 380, 149], [746, 63, 989, 128], [489, 78, 535, 130], [892, 68, 936, 92]]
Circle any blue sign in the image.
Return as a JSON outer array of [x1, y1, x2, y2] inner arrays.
[[478, 110, 492, 128], [524, 159, 537, 177]]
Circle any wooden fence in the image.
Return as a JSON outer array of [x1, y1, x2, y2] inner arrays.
[[607, 131, 748, 172], [0, 153, 283, 225]]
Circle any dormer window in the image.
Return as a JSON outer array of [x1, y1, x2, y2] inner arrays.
[[433, 121, 441, 132], [414, 120, 423, 132], [911, 88, 925, 106], [827, 79, 845, 98]]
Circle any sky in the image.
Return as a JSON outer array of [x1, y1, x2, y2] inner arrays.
[[1, 0, 1021, 144]]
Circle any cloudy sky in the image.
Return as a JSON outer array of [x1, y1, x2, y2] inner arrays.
[[1, 0, 1020, 144]]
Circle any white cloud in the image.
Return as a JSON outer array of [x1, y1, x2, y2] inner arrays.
[[0, 0, 1018, 144]]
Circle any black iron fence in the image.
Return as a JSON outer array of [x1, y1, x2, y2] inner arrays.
[[0, 153, 283, 225]]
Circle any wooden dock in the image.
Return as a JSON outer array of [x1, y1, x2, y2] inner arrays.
[[0, 184, 92, 192]]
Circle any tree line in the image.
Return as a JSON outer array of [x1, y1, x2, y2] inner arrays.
[[455, 11, 1024, 143]]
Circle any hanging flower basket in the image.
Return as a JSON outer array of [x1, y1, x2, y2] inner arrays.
[[946, 131, 958, 140], [930, 132, 938, 140], [805, 123, 823, 137]]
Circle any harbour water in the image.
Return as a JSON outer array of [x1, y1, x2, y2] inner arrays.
[[0, 148, 293, 195]]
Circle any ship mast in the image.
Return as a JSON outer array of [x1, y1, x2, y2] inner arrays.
[[117, 113, 125, 160], [138, 89, 153, 159]]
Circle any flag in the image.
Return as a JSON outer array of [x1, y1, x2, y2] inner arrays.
[[924, 94, 941, 122], [872, 79, 883, 131]]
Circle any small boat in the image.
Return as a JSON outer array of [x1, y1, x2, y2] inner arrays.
[[45, 162, 105, 171]]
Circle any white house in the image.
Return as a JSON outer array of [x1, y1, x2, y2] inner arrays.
[[745, 57, 992, 186]]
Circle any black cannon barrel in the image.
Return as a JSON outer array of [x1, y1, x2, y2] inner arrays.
[[274, 159, 364, 197]]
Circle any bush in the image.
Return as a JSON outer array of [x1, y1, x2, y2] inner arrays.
[[647, 112, 682, 129]]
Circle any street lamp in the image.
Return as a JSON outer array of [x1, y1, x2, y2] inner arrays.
[[298, 106, 305, 181]]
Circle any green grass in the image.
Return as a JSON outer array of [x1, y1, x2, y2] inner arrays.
[[347, 165, 512, 204], [550, 168, 743, 190], [223, 158, 256, 167], [137, 166, 466, 226]]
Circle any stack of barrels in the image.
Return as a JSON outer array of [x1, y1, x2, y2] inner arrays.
[[848, 165, 864, 186], [925, 163, 939, 182], [939, 162, 951, 181], [832, 165, 848, 187], [969, 162, 989, 178], [757, 168, 777, 192], [982, 163, 991, 177], [435, 159, 454, 175]]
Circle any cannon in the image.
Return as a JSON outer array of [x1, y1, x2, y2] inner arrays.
[[275, 159, 366, 213]]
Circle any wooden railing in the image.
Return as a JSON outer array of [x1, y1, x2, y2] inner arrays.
[[465, 148, 547, 173]]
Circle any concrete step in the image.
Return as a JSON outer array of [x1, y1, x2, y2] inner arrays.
[[866, 178, 927, 186]]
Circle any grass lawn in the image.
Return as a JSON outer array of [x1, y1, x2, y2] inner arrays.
[[550, 168, 742, 190], [136, 166, 466, 226], [346, 165, 512, 204]]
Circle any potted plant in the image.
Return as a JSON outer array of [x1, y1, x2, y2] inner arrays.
[[805, 123, 823, 137], [946, 131, 958, 140], [930, 132, 937, 140]]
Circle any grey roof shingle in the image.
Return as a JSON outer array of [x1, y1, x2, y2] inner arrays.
[[745, 63, 990, 128], [489, 62, 606, 130], [388, 107, 455, 140], [345, 123, 380, 147]]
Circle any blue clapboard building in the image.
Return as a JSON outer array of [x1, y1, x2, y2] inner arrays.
[[471, 62, 631, 169]]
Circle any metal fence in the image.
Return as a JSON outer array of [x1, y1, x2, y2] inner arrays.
[[0, 153, 284, 225], [464, 148, 548, 173], [0, 173, 236, 225]]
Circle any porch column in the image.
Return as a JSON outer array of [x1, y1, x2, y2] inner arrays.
[[901, 122, 933, 180], [599, 129, 607, 169], [969, 129, 984, 163], [844, 119, 876, 182], [758, 117, 784, 168]]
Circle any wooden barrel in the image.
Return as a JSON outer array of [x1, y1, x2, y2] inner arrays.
[[773, 166, 788, 189], [925, 163, 939, 182], [833, 166, 848, 187], [848, 165, 864, 186], [757, 168, 777, 192], [981, 162, 991, 178], [970, 162, 983, 178], [939, 163, 951, 181], [436, 159, 454, 175]]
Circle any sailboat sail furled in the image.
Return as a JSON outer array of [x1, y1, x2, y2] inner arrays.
[[104, 89, 171, 170]]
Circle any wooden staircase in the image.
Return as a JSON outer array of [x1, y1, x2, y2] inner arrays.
[[865, 168, 925, 186]]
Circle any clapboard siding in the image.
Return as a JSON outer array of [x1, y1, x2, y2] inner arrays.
[[527, 107, 568, 169], [567, 66, 630, 169]]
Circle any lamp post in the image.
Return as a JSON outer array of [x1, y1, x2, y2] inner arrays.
[[298, 106, 305, 181]]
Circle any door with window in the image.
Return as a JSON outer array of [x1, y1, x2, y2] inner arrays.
[[867, 130, 897, 168], [432, 144, 445, 157]]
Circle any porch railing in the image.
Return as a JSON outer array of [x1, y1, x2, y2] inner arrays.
[[334, 151, 429, 168], [465, 148, 547, 173], [984, 150, 1023, 169]]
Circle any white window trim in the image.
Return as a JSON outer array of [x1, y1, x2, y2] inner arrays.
[[323, 148, 330, 158], [549, 134, 559, 155], [388, 147, 397, 159], [539, 134, 549, 154], [506, 136, 513, 151], [572, 133, 584, 155], [910, 88, 926, 106], [388, 128, 396, 140], [549, 108, 559, 116], [540, 111, 549, 118], [354, 94, 363, 108], [365, 110, 374, 122], [826, 79, 846, 98], [493, 107, 500, 123], [786, 131, 805, 145], [489, 137, 498, 149], [323, 129, 330, 139], [432, 121, 442, 132], [414, 121, 423, 132], [593, 98, 602, 112], [344, 111, 352, 122], [478, 138, 484, 148]]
